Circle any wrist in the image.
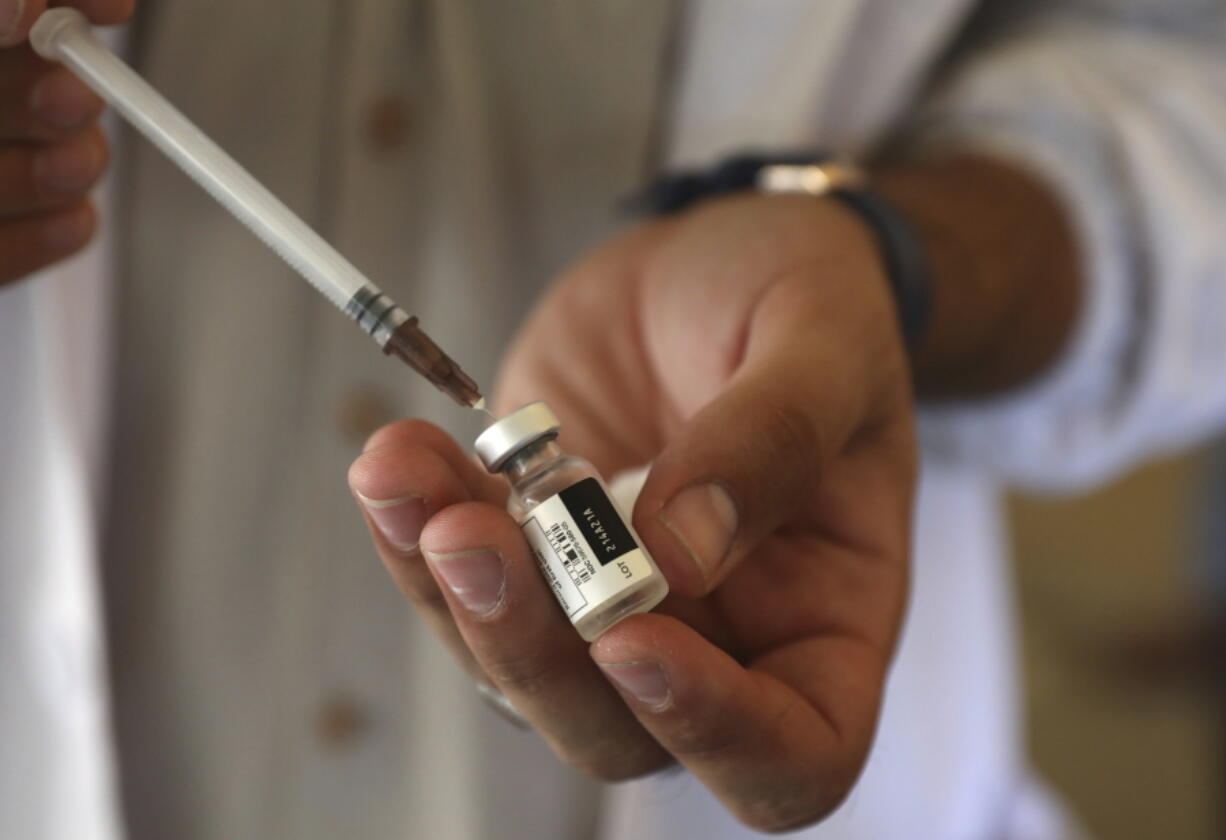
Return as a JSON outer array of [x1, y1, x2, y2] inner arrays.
[[872, 154, 1083, 400], [632, 150, 1082, 402]]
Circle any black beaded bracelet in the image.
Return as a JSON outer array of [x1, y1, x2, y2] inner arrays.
[[629, 152, 933, 351]]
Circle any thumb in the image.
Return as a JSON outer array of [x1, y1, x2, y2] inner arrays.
[[633, 339, 869, 598], [1, 0, 46, 46]]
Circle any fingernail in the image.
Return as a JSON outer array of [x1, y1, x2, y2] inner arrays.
[[0, 0, 26, 45], [424, 549, 505, 616], [35, 140, 102, 195], [659, 482, 738, 582], [41, 206, 92, 250], [598, 661, 672, 710], [358, 494, 427, 551], [31, 71, 102, 129]]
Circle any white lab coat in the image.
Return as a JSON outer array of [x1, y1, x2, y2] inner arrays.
[[5, 1, 1226, 838]]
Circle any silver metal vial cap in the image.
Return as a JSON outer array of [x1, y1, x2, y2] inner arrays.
[[474, 402, 561, 473]]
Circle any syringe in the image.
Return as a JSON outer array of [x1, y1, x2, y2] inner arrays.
[[31, 8, 484, 410]]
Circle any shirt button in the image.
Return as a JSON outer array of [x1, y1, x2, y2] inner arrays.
[[316, 697, 371, 750], [336, 387, 396, 445], [364, 95, 412, 154]]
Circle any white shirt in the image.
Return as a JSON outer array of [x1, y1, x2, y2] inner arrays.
[[5, 1, 1226, 838]]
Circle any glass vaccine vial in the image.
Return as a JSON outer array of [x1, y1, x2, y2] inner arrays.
[[475, 402, 669, 641]]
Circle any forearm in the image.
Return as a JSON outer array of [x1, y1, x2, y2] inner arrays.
[[873, 154, 1083, 400]]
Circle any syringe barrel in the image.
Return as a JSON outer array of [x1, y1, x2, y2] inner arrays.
[[30, 8, 369, 315], [30, 9, 486, 409]]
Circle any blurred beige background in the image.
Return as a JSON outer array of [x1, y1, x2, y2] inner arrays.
[[1013, 448, 1224, 839]]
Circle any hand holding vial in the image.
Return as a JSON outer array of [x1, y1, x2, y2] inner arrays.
[[349, 195, 918, 832]]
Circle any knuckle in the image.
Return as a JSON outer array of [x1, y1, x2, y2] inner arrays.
[[659, 710, 741, 761], [566, 734, 668, 782], [759, 398, 821, 469], [667, 729, 738, 762], [483, 649, 559, 697], [736, 797, 827, 835], [733, 769, 852, 834], [729, 397, 823, 518]]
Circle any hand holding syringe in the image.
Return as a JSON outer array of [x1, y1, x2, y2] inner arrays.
[[31, 8, 485, 410]]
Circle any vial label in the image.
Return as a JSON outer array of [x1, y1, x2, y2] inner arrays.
[[521, 478, 653, 623]]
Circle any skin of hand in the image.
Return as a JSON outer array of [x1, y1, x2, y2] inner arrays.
[[350, 193, 918, 832], [0, 0, 134, 285]]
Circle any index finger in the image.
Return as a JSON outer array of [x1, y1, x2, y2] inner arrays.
[[3, 0, 135, 47], [361, 418, 506, 505]]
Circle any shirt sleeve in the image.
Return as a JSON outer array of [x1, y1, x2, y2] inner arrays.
[[908, 3, 1226, 491]]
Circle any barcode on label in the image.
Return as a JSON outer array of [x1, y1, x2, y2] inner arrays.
[[548, 522, 593, 585]]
